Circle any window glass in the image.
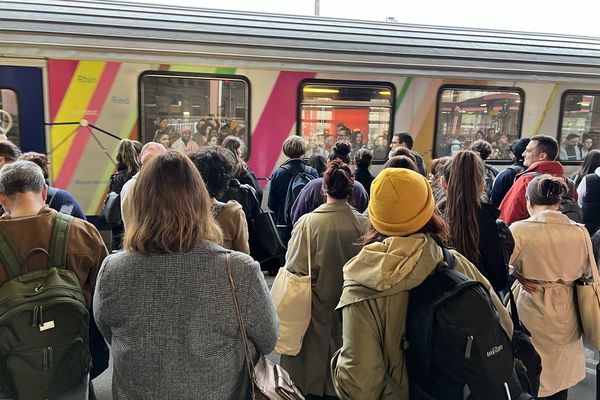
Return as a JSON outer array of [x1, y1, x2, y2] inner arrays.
[[299, 82, 394, 161], [0, 89, 19, 145], [435, 87, 523, 159], [559, 92, 600, 162], [140, 74, 249, 154]]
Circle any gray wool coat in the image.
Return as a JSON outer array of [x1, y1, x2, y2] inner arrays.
[[93, 241, 278, 400], [280, 201, 368, 397]]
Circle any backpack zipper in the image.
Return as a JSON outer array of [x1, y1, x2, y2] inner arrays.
[[0, 298, 88, 325], [464, 335, 473, 359]]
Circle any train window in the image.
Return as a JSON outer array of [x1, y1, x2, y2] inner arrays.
[[558, 91, 600, 162], [140, 73, 250, 155], [299, 81, 395, 161], [0, 89, 20, 146], [435, 87, 524, 160]]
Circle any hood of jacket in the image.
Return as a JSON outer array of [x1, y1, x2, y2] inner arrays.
[[338, 233, 443, 308], [518, 160, 564, 178]]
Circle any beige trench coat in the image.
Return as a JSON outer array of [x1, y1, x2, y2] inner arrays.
[[509, 211, 594, 397], [280, 201, 368, 397]]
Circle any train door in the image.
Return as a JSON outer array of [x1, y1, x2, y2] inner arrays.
[[0, 65, 46, 152]]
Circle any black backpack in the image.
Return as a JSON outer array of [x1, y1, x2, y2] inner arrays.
[[406, 246, 527, 400]]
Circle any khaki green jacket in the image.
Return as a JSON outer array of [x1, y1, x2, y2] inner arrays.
[[331, 233, 512, 399]]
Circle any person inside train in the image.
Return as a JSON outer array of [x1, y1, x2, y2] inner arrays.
[[439, 150, 511, 293], [103, 139, 141, 250], [490, 138, 530, 207], [154, 131, 171, 148], [582, 133, 594, 157], [499, 135, 573, 225], [192, 119, 209, 147], [222, 135, 263, 203], [280, 160, 368, 400], [559, 133, 583, 161], [509, 175, 594, 399], [373, 135, 388, 159], [353, 148, 374, 195], [208, 133, 220, 146], [575, 149, 600, 235], [171, 126, 200, 155], [268, 136, 318, 247], [20, 151, 87, 220], [189, 147, 249, 254], [331, 168, 511, 399], [350, 129, 364, 156], [289, 142, 368, 225], [93, 150, 277, 399], [388, 132, 427, 176], [120, 142, 167, 229]]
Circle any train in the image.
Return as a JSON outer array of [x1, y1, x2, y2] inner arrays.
[[2, 0, 600, 216]]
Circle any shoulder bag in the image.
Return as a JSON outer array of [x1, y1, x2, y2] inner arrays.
[[248, 189, 286, 264], [99, 191, 120, 227], [270, 217, 312, 356], [224, 252, 304, 400], [575, 231, 600, 349]]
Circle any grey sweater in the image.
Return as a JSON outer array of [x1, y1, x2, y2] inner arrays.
[[93, 241, 278, 399]]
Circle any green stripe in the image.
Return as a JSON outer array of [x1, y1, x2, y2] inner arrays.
[[215, 67, 237, 75], [395, 77, 413, 112]]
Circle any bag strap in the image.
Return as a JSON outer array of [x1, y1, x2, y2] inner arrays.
[[508, 287, 521, 327], [224, 251, 257, 399], [582, 226, 600, 283], [0, 227, 26, 279], [48, 213, 73, 268], [46, 186, 59, 208], [306, 215, 312, 279]]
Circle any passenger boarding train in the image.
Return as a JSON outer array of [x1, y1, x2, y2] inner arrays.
[[2, 0, 600, 216]]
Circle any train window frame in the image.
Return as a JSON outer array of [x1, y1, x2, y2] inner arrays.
[[138, 71, 252, 158], [0, 87, 21, 147], [557, 90, 600, 165], [297, 79, 396, 164], [433, 84, 525, 163]]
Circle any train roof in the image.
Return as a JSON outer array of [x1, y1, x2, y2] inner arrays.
[[3, 0, 600, 80]]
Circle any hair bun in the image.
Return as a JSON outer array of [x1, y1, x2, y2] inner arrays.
[[333, 141, 351, 156]]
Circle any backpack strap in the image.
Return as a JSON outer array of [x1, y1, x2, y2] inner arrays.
[[46, 186, 59, 208], [48, 213, 73, 268], [0, 228, 26, 279]]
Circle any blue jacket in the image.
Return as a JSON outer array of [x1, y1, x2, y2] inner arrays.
[[268, 159, 318, 226], [490, 163, 525, 208]]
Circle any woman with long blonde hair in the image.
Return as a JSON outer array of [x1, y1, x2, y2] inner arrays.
[[93, 150, 278, 399]]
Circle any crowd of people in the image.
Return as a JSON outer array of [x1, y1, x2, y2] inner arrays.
[[0, 130, 599, 400]]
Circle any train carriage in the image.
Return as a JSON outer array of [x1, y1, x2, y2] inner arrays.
[[2, 0, 600, 216]]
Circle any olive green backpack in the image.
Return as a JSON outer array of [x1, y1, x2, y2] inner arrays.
[[0, 213, 91, 399]]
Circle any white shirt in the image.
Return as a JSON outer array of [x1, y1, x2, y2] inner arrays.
[[576, 166, 600, 206]]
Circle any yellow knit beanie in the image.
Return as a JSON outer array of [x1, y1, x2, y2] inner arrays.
[[368, 168, 435, 236]]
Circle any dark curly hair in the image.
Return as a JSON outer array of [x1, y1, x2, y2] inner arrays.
[[188, 147, 235, 198], [328, 142, 351, 164], [323, 160, 354, 200]]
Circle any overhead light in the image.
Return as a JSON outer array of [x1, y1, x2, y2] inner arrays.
[[480, 103, 487, 107], [303, 88, 339, 94], [515, 100, 521, 103], [379, 91, 392, 95], [578, 102, 591, 106]]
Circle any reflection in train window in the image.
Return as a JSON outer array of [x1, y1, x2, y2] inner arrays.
[[0, 89, 19, 146], [140, 73, 250, 156], [299, 81, 395, 161], [559, 91, 600, 162], [435, 87, 524, 160]]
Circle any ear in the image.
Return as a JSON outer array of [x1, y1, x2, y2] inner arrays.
[[538, 152, 548, 161], [41, 184, 48, 202], [0, 193, 8, 207]]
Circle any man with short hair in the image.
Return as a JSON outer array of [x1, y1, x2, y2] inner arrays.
[[499, 135, 573, 225], [0, 161, 108, 399], [559, 133, 583, 161], [389, 132, 427, 176]]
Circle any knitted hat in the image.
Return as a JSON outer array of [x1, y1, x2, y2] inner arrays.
[[368, 168, 435, 236], [510, 138, 530, 162], [140, 142, 167, 165]]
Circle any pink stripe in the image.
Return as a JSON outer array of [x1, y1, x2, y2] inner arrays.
[[248, 71, 316, 183], [48, 60, 79, 122], [54, 62, 121, 189]]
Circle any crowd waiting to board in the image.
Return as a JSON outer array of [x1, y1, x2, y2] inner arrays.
[[2, 130, 600, 399]]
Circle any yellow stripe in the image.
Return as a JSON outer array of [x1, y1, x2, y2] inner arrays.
[[50, 61, 106, 180], [169, 65, 216, 73], [532, 85, 560, 135]]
